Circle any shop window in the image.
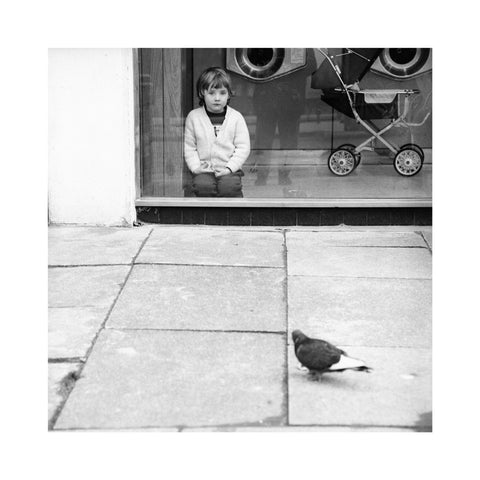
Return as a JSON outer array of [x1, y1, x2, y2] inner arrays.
[[138, 48, 432, 203]]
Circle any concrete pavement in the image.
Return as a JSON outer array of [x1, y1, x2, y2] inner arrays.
[[48, 224, 432, 431]]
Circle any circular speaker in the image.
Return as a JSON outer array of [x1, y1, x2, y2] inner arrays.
[[379, 48, 430, 78], [234, 48, 285, 80]]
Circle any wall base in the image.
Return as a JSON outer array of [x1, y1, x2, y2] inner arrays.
[[136, 207, 432, 226]]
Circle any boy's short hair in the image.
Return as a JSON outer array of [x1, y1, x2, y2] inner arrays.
[[196, 67, 233, 106]]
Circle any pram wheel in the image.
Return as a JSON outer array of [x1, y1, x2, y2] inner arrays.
[[394, 146, 424, 176], [338, 143, 361, 167], [328, 148, 356, 176], [400, 143, 424, 160]]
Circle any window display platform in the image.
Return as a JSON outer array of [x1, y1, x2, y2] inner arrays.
[[241, 164, 431, 200], [136, 153, 431, 225], [137, 164, 431, 207]]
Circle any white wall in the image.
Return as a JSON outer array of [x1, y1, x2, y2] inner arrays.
[[48, 49, 136, 226]]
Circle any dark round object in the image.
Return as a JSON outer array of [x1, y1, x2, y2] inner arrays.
[[394, 147, 424, 176], [400, 143, 424, 160], [234, 48, 285, 80], [328, 149, 356, 176], [380, 48, 430, 77], [337, 144, 361, 167]]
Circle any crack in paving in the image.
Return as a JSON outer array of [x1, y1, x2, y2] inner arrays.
[[49, 357, 85, 364], [133, 262, 283, 269], [144, 224, 286, 233], [49, 263, 133, 268], [289, 274, 432, 280], [417, 231, 432, 253], [103, 327, 286, 335]]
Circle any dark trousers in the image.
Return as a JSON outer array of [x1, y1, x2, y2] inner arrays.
[[192, 171, 244, 197], [255, 110, 300, 151]]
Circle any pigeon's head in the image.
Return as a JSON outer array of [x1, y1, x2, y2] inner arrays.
[[292, 329, 308, 347]]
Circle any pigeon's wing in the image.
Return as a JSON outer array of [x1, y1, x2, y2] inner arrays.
[[296, 339, 343, 371]]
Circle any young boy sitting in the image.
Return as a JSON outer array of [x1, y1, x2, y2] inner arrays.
[[184, 67, 250, 197]]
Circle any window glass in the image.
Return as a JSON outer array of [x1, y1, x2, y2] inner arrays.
[[139, 48, 432, 201]]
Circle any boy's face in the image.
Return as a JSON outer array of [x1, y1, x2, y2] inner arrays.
[[203, 85, 229, 113]]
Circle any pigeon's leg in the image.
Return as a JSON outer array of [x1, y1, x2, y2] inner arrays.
[[308, 370, 323, 382]]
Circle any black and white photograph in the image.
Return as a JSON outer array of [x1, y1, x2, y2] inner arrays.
[[47, 46, 432, 433], [5, 1, 479, 479]]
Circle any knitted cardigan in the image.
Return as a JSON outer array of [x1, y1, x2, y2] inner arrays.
[[184, 106, 250, 173]]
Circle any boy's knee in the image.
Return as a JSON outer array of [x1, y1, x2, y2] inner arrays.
[[193, 173, 217, 197], [217, 174, 243, 197]]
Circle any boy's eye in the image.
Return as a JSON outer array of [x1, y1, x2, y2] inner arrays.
[[207, 89, 227, 95]]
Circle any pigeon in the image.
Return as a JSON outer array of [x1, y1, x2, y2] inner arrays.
[[292, 329, 371, 374]]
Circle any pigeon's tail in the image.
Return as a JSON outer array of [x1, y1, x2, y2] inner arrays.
[[328, 354, 372, 373]]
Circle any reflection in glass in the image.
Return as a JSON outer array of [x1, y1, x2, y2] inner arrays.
[[139, 48, 432, 200]]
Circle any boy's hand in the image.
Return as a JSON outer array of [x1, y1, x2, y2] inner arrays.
[[192, 162, 213, 174], [215, 167, 231, 178]]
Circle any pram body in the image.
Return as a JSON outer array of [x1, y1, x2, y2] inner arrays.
[[313, 48, 427, 176]]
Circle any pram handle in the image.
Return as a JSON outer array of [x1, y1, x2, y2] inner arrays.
[[359, 88, 420, 95], [334, 87, 420, 95]]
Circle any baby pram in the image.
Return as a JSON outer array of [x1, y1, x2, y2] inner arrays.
[[312, 48, 427, 177]]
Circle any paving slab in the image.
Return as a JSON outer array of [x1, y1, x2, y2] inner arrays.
[[288, 246, 432, 278], [48, 266, 130, 307], [288, 346, 431, 428], [48, 362, 82, 425], [54, 329, 285, 430], [136, 227, 284, 267], [288, 277, 431, 348], [107, 264, 286, 331], [287, 230, 426, 247], [420, 230, 432, 250], [49, 307, 108, 359], [48, 226, 150, 265]]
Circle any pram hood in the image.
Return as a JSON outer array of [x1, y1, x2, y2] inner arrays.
[[311, 48, 397, 120], [311, 48, 383, 90]]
